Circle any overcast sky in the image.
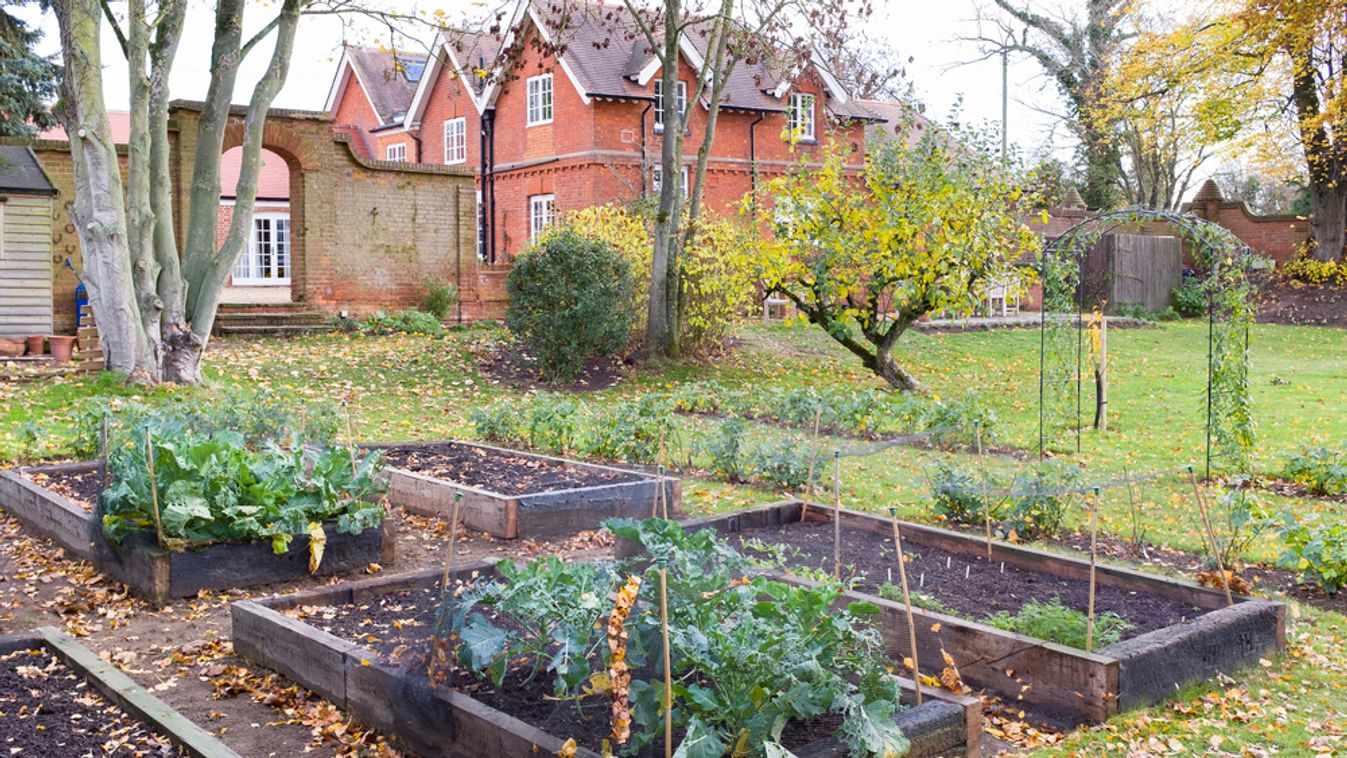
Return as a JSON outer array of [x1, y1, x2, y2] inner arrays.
[[18, 0, 1073, 159]]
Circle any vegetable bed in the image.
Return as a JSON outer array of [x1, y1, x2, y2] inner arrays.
[[231, 562, 982, 758], [631, 501, 1285, 725], [0, 462, 393, 604], [0, 626, 236, 757], [374, 440, 680, 539]]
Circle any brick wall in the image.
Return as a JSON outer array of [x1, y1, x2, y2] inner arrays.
[[1185, 197, 1310, 267]]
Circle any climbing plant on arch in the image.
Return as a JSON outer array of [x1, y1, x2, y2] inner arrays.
[[1036, 208, 1257, 477]]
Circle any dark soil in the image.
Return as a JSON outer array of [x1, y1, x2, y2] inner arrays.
[[0, 647, 182, 756], [478, 344, 628, 392], [292, 584, 851, 755], [381, 441, 643, 496], [24, 465, 103, 512], [1255, 273, 1347, 326], [734, 518, 1207, 639]]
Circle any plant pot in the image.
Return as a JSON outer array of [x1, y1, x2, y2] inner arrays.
[[48, 336, 76, 363], [26, 335, 45, 355], [0, 339, 24, 357]]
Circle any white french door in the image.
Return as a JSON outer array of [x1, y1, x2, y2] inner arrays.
[[233, 212, 291, 285]]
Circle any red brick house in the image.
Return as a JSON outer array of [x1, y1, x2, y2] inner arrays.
[[328, 0, 880, 262]]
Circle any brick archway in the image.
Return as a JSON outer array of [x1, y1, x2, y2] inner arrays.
[[219, 122, 316, 303]]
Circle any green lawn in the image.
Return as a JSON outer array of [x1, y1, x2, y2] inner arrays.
[[3, 318, 1345, 754]]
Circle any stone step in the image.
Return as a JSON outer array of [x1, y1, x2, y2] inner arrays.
[[215, 323, 336, 337], [214, 310, 331, 327]]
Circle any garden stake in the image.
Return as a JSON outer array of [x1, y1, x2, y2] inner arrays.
[[99, 413, 109, 492], [440, 492, 462, 592], [976, 422, 993, 559], [889, 507, 922, 705], [832, 451, 842, 580], [144, 429, 165, 549], [1187, 465, 1234, 606], [650, 463, 662, 518], [342, 404, 359, 479], [801, 407, 823, 520], [1086, 488, 1099, 653], [657, 559, 673, 758]]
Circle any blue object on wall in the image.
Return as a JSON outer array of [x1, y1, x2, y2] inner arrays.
[[75, 284, 88, 328]]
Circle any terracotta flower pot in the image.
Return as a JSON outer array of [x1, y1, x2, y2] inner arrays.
[[48, 336, 76, 363], [0, 339, 23, 358], [26, 335, 45, 355]]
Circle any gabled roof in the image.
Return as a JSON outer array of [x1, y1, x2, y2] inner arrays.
[[460, 0, 877, 119], [857, 99, 935, 144], [404, 29, 504, 126], [0, 146, 57, 196], [325, 46, 428, 125]]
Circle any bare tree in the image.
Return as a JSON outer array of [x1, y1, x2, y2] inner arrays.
[[611, 0, 870, 356], [961, 0, 1132, 209], [50, 0, 302, 383]]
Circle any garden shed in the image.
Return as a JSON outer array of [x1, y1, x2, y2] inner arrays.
[[0, 146, 57, 339]]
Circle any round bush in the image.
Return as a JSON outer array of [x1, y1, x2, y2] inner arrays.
[[506, 229, 634, 380]]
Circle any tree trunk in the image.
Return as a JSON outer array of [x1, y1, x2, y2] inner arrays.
[[873, 349, 925, 393], [1306, 184, 1347, 262], [646, 0, 685, 356], [52, 0, 152, 380]]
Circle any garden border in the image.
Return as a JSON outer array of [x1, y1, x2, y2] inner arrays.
[[369, 440, 681, 539], [231, 561, 982, 758], [0, 626, 238, 757], [0, 462, 394, 604], [626, 499, 1286, 724]]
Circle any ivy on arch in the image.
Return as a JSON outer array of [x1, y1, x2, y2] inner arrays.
[[1035, 208, 1257, 477]]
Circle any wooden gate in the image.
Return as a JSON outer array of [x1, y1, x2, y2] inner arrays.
[[1082, 234, 1182, 312]]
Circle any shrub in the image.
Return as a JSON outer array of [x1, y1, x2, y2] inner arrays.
[[1274, 512, 1347, 594], [506, 229, 633, 381], [360, 309, 445, 336], [1281, 257, 1347, 287], [1003, 462, 1081, 540], [698, 417, 747, 481], [1171, 276, 1207, 317], [985, 597, 1131, 649], [927, 461, 994, 526], [746, 436, 817, 489], [552, 205, 652, 342], [680, 217, 758, 353], [1210, 479, 1272, 572], [1115, 302, 1180, 322], [421, 280, 459, 320], [1281, 445, 1347, 496]]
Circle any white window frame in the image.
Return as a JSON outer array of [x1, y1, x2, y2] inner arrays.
[[654, 79, 687, 132], [233, 211, 291, 286], [651, 165, 689, 199], [385, 142, 407, 162], [788, 93, 816, 142], [529, 194, 555, 241], [443, 117, 467, 165], [527, 74, 554, 126]]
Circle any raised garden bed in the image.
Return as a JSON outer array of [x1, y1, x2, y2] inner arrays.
[[231, 562, 984, 758], [373, 440, 680, 539], [625, 500, 1286, 725], [0, 626, 236, 757], [0, 461, 394, 604]]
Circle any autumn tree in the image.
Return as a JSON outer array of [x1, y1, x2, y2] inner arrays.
[[751, 122, 1040, 392], [1118, 0, 1345, 260], [0, 0, 60, 136], [964, 0, 1133, 209]]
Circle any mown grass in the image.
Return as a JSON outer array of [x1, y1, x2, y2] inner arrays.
[[3, 318, 1346, 754]]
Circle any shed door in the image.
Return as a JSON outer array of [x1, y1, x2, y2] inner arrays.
[[0, 198, 53, 339]]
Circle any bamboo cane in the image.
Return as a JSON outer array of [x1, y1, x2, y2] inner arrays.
[[832, 451, 842, 581], [99, 413, 109, 492], [659, 465, 669, 520], [801, 407, 823, 520], [889, 507, 922, 705], [1187, 465, 1235, 606], [145, 428, 165, 549], [658, 561, 673, 758], [1085, 488, 1099, 653], [976, 422, 992, 559], [441, 492, 463, 592]]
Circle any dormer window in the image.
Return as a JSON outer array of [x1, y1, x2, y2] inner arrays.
[[788, 93, 816, 142], [396, 57, 425, 83], [654, 79, 687, 132]]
